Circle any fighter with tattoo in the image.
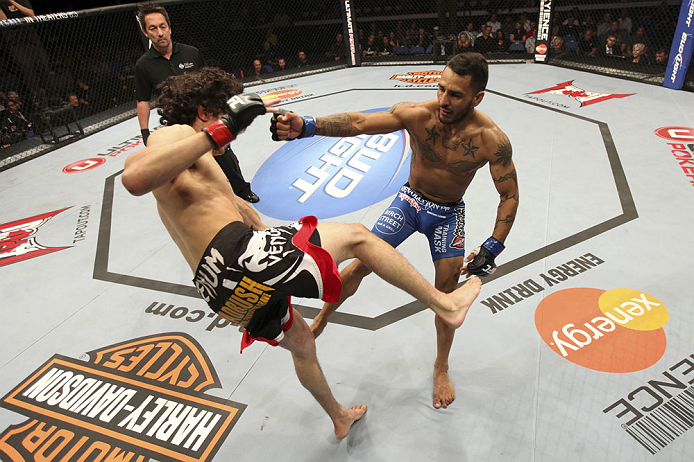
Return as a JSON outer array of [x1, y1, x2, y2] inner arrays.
[[270, 52, 519, 410]]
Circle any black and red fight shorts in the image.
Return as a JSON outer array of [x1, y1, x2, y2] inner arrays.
[[193, 216, 341, 352]]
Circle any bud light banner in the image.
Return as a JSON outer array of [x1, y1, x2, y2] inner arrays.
[[664, 0, 694, 90], [253, 108, 411, 220]]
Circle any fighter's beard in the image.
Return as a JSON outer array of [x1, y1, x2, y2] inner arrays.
[[439, 99, 475, 125]]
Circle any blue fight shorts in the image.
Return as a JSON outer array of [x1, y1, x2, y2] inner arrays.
[[371, 183, 465, 261]]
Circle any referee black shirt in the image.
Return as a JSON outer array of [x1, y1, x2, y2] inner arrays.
[[135, 42, 205, 102]]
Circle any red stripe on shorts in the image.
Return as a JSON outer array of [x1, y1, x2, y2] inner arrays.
[[292, 216, 342, 303]]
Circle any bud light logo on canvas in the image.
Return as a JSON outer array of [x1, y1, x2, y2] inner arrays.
[[253, 108, 411, 220]]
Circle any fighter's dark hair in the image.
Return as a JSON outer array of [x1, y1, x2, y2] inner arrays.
[[138, 3, 171, 30], [445, 52, 489, 93], [155, 67, 244, 126]]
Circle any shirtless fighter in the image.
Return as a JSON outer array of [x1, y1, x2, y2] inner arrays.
[[270, 52, 519, 409], [121, 67, 481, 438]]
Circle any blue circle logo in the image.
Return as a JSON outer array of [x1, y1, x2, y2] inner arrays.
[[253, 108, 411, 220], [374, 206, 405, 235]]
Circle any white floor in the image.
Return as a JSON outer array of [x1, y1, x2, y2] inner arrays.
[[1, 64, 693, 461]]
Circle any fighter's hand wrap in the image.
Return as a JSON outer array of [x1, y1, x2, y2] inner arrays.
[[466, 237, 505, 277], [298, 115, 317, 138], [270, 110, 316, 141], [203, 93, 266, 149]]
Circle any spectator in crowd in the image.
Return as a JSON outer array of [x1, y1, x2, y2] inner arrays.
[[431, 25, 443, 43], [74, 78, 93, 108], [494, 29, 509, 53], [275, 57, 288, 72], [577, 28, 599, 57], [395, 20, 407, 47], [381, 35, 394, 55], [519, 12, 531, 31], [560, 13, 581, 37], [473, 26, 495, 54], [601, 34, 623, 57], [603, 21, 627, 53], [0, 0, 52, 97], [509, 21, 526, 45], [487, 13, 501, 34], [330, 32, 346, 61], [0, 91, 6, 115], [362, 34, 379, 57], [260, 40, 278, 71], [618, 8, 633, 34], [524, 21, 537, 42], [251, 59, 265, 76], [654, 48, 669, 67], [6, 90, 21, 110], [630, 43, 650, 65], [1, 98, 33, 145], [111, 72, 135, 107], [525, 23, 538, 54], [296, 50, 310, 68], [626, 26, 651, 57], [388, 31, 399, 49], [461, 22, 478, 46], [596, 12, 613, 38], [67, 93, 89, 119], [550, 36, 565, 56], [456, 33, 472, 53], [413, 28, 431, 51], [135, 3, 259, 203]]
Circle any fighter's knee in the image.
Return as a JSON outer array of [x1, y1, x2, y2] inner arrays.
[[348, 222, 371, 240]]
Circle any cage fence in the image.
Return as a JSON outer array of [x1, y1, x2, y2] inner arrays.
[[1, 0, 690, 169]]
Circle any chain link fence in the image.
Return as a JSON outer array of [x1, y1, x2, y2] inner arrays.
[[1, 0, 691, 169]]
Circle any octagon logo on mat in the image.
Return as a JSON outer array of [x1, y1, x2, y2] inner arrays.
[[0, 208, 71, 267], [0, 333, 244, 462], [253, 107, 411, 220], [527, 81, 634, 107], [535, 288, 668, 372]]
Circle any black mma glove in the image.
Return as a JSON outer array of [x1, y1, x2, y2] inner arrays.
[[203, 93, 266, 150], [140, 128, 150, 146], [270, 109, 316, 141], [466, 237, 505, 277]]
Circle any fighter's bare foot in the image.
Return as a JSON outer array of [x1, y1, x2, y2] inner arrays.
[[433, 368, 455, 409], [439, 276, 482, 329], [334, 404, 367, 439], [310, 314, 328, 339]]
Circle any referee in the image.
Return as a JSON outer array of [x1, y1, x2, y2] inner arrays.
[[135, 3, 259, 202]]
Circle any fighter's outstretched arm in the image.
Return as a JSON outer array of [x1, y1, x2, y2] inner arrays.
[[271, 101, 419, 140]]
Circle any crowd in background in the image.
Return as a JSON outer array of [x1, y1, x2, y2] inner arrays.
[[1, 0, 683, 150]]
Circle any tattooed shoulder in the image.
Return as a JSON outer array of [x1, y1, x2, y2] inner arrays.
[[491, 136, 513, 167], [387, 101, 412, 114]]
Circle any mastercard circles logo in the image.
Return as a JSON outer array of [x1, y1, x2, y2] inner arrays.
[[535, 288, 668, 373], [536, 43, 548, 54]]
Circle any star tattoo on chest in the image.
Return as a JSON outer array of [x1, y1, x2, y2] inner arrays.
[[425, 126, 440, 145], [461, 138, 479, 158]]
